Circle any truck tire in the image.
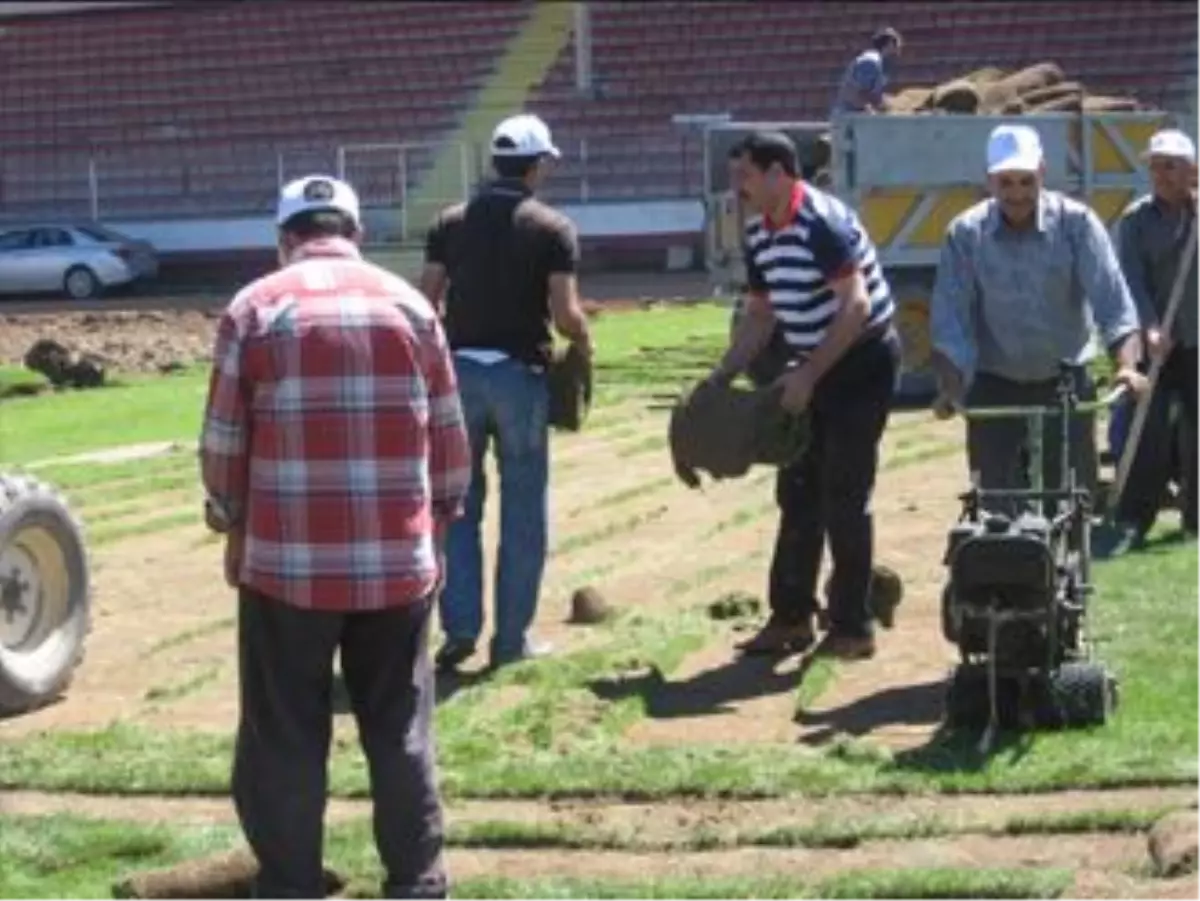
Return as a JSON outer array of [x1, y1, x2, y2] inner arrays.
[[0, 474, 90, 716]]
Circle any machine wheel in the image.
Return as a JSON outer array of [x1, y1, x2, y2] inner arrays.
[[941, 584, 959, 644], [944, 665, 1021, 730], [1035, 662, 1117, 729], [0, 475, 91, 716]]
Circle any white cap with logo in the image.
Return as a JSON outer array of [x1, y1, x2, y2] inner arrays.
[[987, 124, 1044, 174], [1145, 129, 1197, 163], [276, 174, 362, 227], [491, 113, 561, 159]]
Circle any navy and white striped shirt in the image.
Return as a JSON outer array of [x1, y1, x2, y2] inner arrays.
[[744, 182, 893, 352]]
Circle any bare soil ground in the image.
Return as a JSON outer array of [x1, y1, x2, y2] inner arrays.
[[0, 309, 222, 373], [1, 284, 1194, 897], [0, 271, 717, 373]]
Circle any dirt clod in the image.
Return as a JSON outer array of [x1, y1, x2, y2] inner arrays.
[[23, 338, 107, 388], [707, 591, 761, 621], [568, 586, 612, 625], [1149, 809, 1199, 877]]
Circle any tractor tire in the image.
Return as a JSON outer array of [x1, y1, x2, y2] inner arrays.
[[1035, 662, 1117, 729], [0, 474, 91, 716], [944, 665, 1021, 730]]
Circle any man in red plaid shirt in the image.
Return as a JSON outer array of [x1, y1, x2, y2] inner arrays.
[[200, 174, 470, 899]]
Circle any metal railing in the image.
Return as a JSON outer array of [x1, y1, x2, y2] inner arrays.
[[0, 128, 708, 229]]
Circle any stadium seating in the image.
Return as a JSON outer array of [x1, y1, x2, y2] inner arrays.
[[0, 1, 530, 219], [527, 0, 1198, 203], [0, 1, 1194, 218]]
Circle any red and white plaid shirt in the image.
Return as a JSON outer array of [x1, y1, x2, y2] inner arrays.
[[199, 237, 471, 612]]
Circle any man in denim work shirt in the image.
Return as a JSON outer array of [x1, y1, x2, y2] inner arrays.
[[930, 124, 1148, 513], [1109, 128, 1198, 546], [831, 28, 902, 117]]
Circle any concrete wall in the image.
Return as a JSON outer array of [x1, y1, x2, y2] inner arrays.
[[116, 199, 709, 291], [110, 199, 706, 255]]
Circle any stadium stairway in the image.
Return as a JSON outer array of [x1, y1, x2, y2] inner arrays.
[[402, 1, 575, 237]]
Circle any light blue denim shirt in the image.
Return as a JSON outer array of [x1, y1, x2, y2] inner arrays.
[[930, 190, 1140, 384]]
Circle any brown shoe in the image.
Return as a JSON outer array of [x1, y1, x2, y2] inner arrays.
[[814, 633, 876, 660], [735, 615, 816, 655]]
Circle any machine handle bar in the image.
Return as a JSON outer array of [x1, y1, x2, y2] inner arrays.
[[958, 385, 1128, 422]]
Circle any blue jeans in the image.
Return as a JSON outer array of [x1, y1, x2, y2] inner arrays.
[[440, 356, 549, 661]]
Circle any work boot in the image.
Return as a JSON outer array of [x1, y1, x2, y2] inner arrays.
[[735, 614, 816, 655], [435, 638, 476, 673], [814, 632, 877, 660]]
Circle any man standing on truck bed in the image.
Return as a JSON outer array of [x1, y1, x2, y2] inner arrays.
[[710, 130, 899, 661], [419, 113, 593, 674], [1108, 128, 1198, 549], [830, 27, 903, 117], [929, 124, 1148, 513]]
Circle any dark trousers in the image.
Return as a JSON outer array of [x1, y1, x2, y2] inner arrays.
[[768, 328, 900, 638], [232, 588, 447, 899], [965, 368, 1098, 519], [1117, 345, 1198, 533]]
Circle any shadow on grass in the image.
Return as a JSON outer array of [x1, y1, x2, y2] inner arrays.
[[331, 667, 494, 716], [585, 647, 830, 724], [794, 678, 948, 747], [888, 723, 1038, 777], [587, 650, 807, 720], [789, 668, 1043, 778]]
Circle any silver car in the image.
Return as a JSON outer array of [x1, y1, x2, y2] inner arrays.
[[0, 223, 159, 300]]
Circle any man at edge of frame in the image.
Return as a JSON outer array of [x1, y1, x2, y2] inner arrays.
[[1106, 127, 1198, 553]]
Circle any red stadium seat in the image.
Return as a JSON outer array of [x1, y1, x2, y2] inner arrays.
[[0, 1, 531, 218], [0, 0, 1193, 215]]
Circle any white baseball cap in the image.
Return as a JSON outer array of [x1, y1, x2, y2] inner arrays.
[[276, 174, 361, 227], [987, 124, 1044, 174], [1145, 129, 1197, 163], [491, 113, 561, 159]]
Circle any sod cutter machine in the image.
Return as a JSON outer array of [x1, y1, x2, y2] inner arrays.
[[939, 363, 1128, 751]]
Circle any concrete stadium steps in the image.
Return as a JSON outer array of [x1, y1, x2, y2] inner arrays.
[[402, 1, 576, 232]]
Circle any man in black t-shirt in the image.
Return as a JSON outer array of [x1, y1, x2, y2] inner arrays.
[[419, 113, 592, 673]]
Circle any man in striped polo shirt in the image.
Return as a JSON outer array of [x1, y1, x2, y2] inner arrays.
[[711, 131, 900, 660]]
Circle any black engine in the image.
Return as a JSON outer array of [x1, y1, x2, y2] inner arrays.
[[942, 510, 1083, 671]]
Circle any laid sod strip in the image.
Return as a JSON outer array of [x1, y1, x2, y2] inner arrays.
[[142, 666, 225, 705], [0, 812, 1076, 900], [140, 617, 236, 660], [0, 371, 209, 466], [0, 305, 732, 467], [355, 870, 1073, 901], [30, 449, 196, 493], [74, 489, 201, 527], [0, 365, 51, 399], [87, 509, 202, 547], [2, 540, 1192, 800]]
